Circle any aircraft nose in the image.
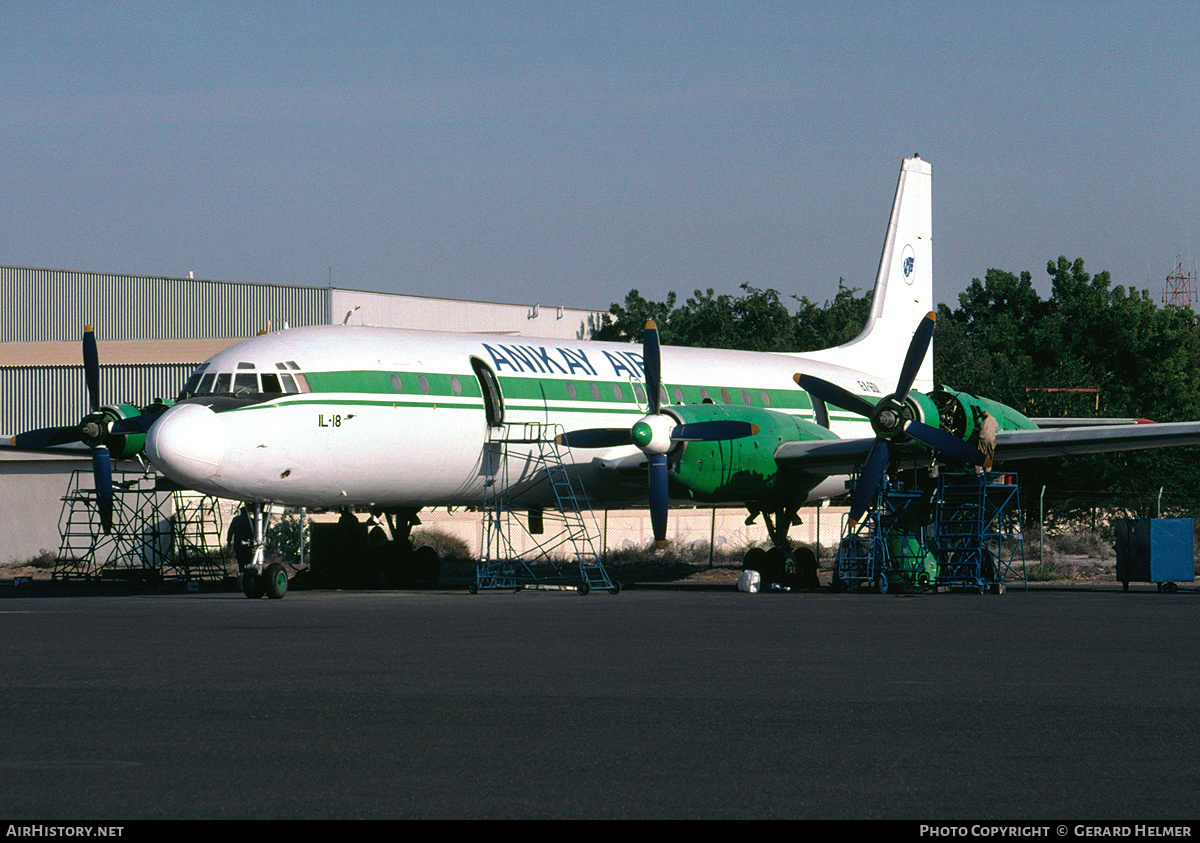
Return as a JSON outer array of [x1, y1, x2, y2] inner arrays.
[[146, 403, 226, 488]]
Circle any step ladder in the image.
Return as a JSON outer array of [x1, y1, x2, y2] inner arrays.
[[476, 422, 616, 594], [934, 472, 1026, 591]]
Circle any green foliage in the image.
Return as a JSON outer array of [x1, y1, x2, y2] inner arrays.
[[593, 280, 870, 352], [935, 256, 1200, 516], [793, 282, 874, 351], [266, 511, 311, 564]]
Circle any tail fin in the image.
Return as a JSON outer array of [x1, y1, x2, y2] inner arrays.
[[803, 155, 934, 391]]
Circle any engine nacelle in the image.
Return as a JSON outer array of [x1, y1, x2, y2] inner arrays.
[[99, 401, 174, 460], [668, 404, 838, 503], [928, 387, 1038, 441]]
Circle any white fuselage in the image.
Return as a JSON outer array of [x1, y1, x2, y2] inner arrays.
[[145, 325, 886, 510]]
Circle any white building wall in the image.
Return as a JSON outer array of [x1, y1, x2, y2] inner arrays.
[[331, 288, 605, 340]]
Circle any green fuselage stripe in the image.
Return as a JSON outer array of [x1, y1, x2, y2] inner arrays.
[[296, 368, 832, 416]]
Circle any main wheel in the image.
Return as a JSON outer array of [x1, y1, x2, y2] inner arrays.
[[264, 562, 288, 599], [241, 572, 265, 599]]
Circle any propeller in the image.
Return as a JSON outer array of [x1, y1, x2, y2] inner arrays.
[[795, 310, 989, 527], [557, 320, 759, 548], [9, 326, 165, 533]]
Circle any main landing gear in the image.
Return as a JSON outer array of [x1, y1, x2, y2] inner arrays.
[[741, 504, 820, 590]]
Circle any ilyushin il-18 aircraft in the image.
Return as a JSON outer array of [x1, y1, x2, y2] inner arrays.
[[13, 156, 1200, 598]]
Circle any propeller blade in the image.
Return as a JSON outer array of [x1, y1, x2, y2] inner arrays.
[[557, 428, 633, 449], [11, 425, 84, 448], [643, 320, 661, 415], [110, 414, 160, 435], [93, 445, 113, 533], [904, 420, 990, 468], [648, 452, 669, 548], [83, 325, 101, 412], [848, 442, 890, 528], [794, 373, 877, 418], [894, 310, 936, 399], [671, 420, 759, 441]]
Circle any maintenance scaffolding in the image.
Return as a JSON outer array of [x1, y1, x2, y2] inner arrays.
[[834, 469, 1025, 593], [54, 470, 229, 583]]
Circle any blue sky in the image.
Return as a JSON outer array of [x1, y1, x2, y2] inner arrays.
[[3, 1, 1198, 315]]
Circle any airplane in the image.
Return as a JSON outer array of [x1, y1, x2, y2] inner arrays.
[[12, 155, 1200, 598]]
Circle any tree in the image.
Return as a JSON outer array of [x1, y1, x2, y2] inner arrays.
[[594, 281, 871, 352], [792, 282, 873, 352], [937, 256, 1200, 518]]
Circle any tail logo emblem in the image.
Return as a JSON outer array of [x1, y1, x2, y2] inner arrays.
[[902, 244, 916, 284]]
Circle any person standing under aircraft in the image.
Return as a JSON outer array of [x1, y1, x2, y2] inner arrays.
[[228, 505, 255, 574]]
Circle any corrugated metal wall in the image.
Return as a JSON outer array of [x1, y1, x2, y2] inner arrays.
[[0, 266, 330, 342], [1, 364, 197, 436]]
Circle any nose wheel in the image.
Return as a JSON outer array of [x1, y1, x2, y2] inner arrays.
[[238, 504, 288, 599]]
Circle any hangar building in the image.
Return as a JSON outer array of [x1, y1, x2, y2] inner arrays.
[[0, 265, 607, 565]]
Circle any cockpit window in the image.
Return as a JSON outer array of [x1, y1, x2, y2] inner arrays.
[[233, 373, 258, 394], [183, 360, 309, 398], [179, 363, 209, 397]]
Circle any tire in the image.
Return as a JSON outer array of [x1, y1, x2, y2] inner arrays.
[[264, 562, 288, 599], [242, 572, 265, 599], [742, 546, 767, 572], [413, 545, 440, 584]]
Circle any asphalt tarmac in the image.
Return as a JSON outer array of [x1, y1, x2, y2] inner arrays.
[[1, 581, 1197, 820]]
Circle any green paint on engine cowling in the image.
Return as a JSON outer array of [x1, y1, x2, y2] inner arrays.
[[669, 404, 838, 503], [934, 388, 1038, 441], [908, 391, 940, 430], [106, 402, 173, 460]]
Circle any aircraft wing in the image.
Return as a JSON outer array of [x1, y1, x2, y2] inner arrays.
[[773, 421, 1200, 475], [773, 437, 877, 476], [990, 421, 1200, 461]]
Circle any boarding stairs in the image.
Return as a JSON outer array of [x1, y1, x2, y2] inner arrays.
[[477, 422, 616, 594]]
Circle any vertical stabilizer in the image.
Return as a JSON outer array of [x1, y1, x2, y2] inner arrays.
[[803, 155, 934, 391]]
